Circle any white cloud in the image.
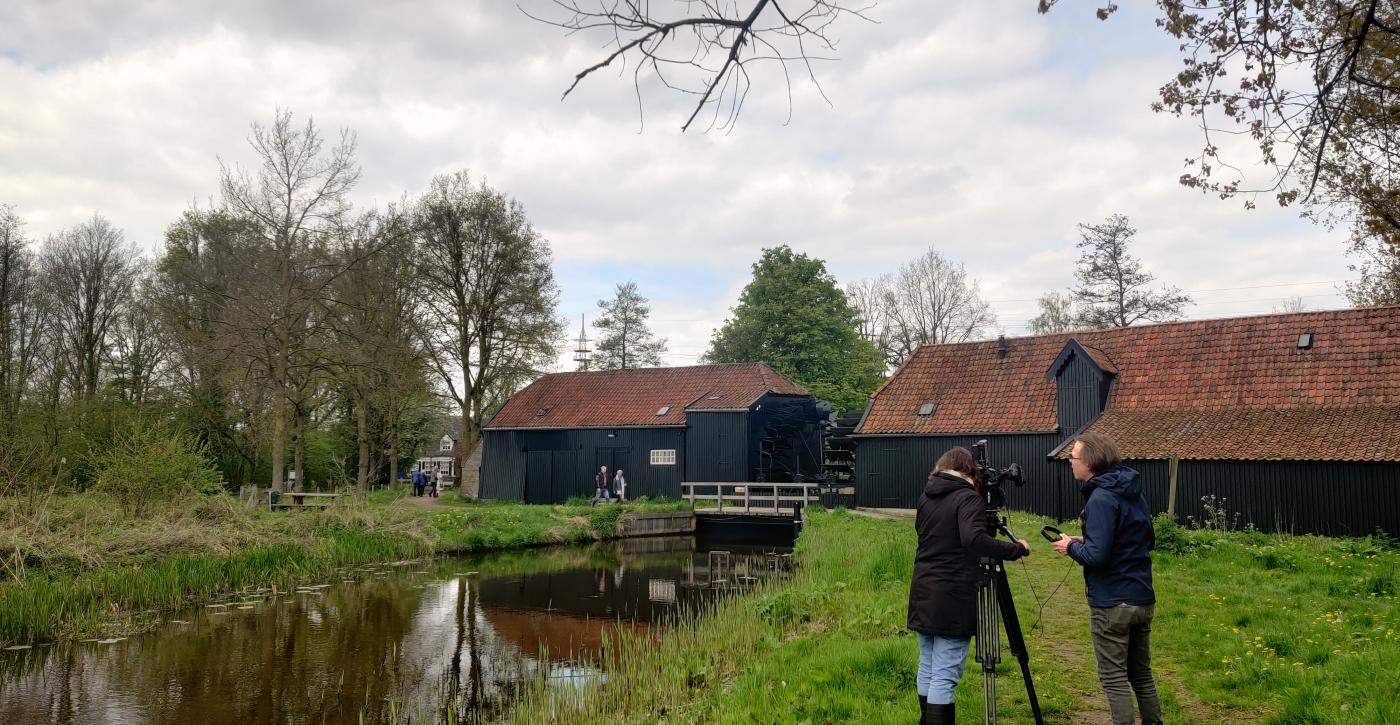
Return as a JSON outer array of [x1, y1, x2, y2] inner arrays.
[[0, 0, 1353, 369]]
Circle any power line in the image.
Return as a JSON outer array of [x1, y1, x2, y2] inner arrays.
[[984, 278, 1355, 304]]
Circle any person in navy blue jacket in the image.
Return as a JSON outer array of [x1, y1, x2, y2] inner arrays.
[[1050, 431, 1162, 725]]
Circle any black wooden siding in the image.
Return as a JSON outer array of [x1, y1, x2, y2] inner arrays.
[[684, 411, 748, 482], [854, 434, 1078, 518], [1166, 459, 1400, 537], [481, 428, 686, 503], [1057, 351, 1111, 434], [852, 434, 1400, 536]]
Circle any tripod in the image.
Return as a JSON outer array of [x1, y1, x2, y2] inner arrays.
[[973, 515, 1045, 725]]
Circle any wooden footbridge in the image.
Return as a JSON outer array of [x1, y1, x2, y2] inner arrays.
[[681, 482, 855, 538]]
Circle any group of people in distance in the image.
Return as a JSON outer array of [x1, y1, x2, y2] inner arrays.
[[593, 465, 627, 503], [908, 432, 1160, 725], [409, 468, 440, 497]]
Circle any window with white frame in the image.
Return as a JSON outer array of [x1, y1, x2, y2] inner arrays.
[[440, 435, 453, 452], [650, 449, 676, 465]]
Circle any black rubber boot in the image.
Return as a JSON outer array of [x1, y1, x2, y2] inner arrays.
[[924, 702, 955, 725]]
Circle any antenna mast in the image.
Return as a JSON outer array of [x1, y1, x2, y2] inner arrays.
[[573, 314, 592, 371]]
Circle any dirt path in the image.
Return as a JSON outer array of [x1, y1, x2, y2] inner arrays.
[[393, 494, 453, 509]]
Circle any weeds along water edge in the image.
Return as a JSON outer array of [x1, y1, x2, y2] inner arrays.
[[0, 491, 690, 646]]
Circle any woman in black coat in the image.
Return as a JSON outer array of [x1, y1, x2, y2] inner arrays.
[[908, 447, 1029, 725]]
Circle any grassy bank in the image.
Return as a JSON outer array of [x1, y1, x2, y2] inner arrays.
[[506, 508, 1400, 724], [0, 491, 687, 646]]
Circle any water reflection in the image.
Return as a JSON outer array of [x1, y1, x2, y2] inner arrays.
[[0, 536, 790, 724]]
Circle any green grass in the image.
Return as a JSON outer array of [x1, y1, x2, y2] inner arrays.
[[0, 490, 689, 646], [499, 508, 1400, 724]]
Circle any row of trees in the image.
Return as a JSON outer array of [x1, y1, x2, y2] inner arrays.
[[1, 111, 564, 496], [697, 229, 1190, 410]]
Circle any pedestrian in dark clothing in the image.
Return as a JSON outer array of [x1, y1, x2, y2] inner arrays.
[[412, 469, 426, 497], [1051, 431, 1161, 725], [594, 465, 610, 503], [907, 447, 1029, 725]]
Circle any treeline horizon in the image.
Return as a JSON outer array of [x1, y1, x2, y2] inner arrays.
[[0, 110, 563, 494]]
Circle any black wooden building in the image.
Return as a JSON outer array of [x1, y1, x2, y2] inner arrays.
[[480, 363, 825, 503], [852, 307, 1400, 536]]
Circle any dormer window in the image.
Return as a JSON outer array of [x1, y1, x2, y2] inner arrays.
[[440, 435, 453, 452]]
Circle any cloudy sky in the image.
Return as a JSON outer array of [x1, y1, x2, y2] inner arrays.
[[0, 1, 1356, 370]]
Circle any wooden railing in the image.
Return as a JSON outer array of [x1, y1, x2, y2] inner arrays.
[[681, 482, 824, 515]]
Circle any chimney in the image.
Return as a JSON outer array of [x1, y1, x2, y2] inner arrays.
[[996, 335, 1010, 362]]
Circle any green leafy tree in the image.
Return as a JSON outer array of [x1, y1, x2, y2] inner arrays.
[[706, 246, 883, 410], [593, 281, 667, 369]]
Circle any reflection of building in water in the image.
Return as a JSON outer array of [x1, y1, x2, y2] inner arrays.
[[648, 579, 677, 603], [0, 541, 795, 725]]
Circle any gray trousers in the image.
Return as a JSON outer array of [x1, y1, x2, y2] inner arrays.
[[1090, 603, 1163, 725]]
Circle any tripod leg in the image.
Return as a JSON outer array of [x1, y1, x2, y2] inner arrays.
[[996, 567, 1045, 725], [975, 561, 1000, 725]]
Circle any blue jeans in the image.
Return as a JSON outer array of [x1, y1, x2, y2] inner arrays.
[[916, 633, 971, 705]]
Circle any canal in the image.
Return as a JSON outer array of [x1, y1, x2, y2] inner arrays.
[[0, 534, 792, 724]]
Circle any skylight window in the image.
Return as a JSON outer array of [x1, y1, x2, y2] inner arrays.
[[917, 403, 936, 416], [1297, 332, 1315, 350], [656, 406, 671, 416]]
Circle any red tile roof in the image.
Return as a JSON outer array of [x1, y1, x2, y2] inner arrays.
[[856, 306, 1400, 461], [485, 363, 808, 429]]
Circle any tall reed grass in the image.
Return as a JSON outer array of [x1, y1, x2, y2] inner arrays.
[[0, 491, 688, 645]]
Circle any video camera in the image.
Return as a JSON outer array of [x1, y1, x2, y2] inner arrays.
[[971, 439, 1024, 512]]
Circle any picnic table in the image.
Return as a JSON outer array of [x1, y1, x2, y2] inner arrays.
[[267, 491, 339, 511]]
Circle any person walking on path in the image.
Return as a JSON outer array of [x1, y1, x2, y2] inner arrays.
[[429, 470, 440, 498], [907, 447, 1029, 725], [412, 469, 426, 497], [1051, 432, 1162, 725], [612, 469, 627, 502], [594, 465, 610, 503]]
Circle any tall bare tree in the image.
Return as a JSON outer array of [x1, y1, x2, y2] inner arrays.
[[41, 214, 140, 399], [844, 276, 890, 353], [155, 208, 260, 484], [416, 172, 564, 475], [106, 268, 171, 404], [0, 205, 48, 429], [219, 110, 360, 493], [851, 248, 995, 367], [1072, 214, 1191, 329], [328, 206, 427, 492]]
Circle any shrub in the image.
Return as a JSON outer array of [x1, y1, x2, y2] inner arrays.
[[1153, 513, 1192, 555], [90, 423, 223, 515]]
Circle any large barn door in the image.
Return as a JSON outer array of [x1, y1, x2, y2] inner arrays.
[[525, 451, 552, 504], [551, 450, 577, 502], [593, 447, 631, 487], [716, 433, 734, 481]]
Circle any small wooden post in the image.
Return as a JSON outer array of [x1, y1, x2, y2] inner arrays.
[[1167, 457, 1180, 519], [743, 486, 750, 513], [717, 484, 723, 512]]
